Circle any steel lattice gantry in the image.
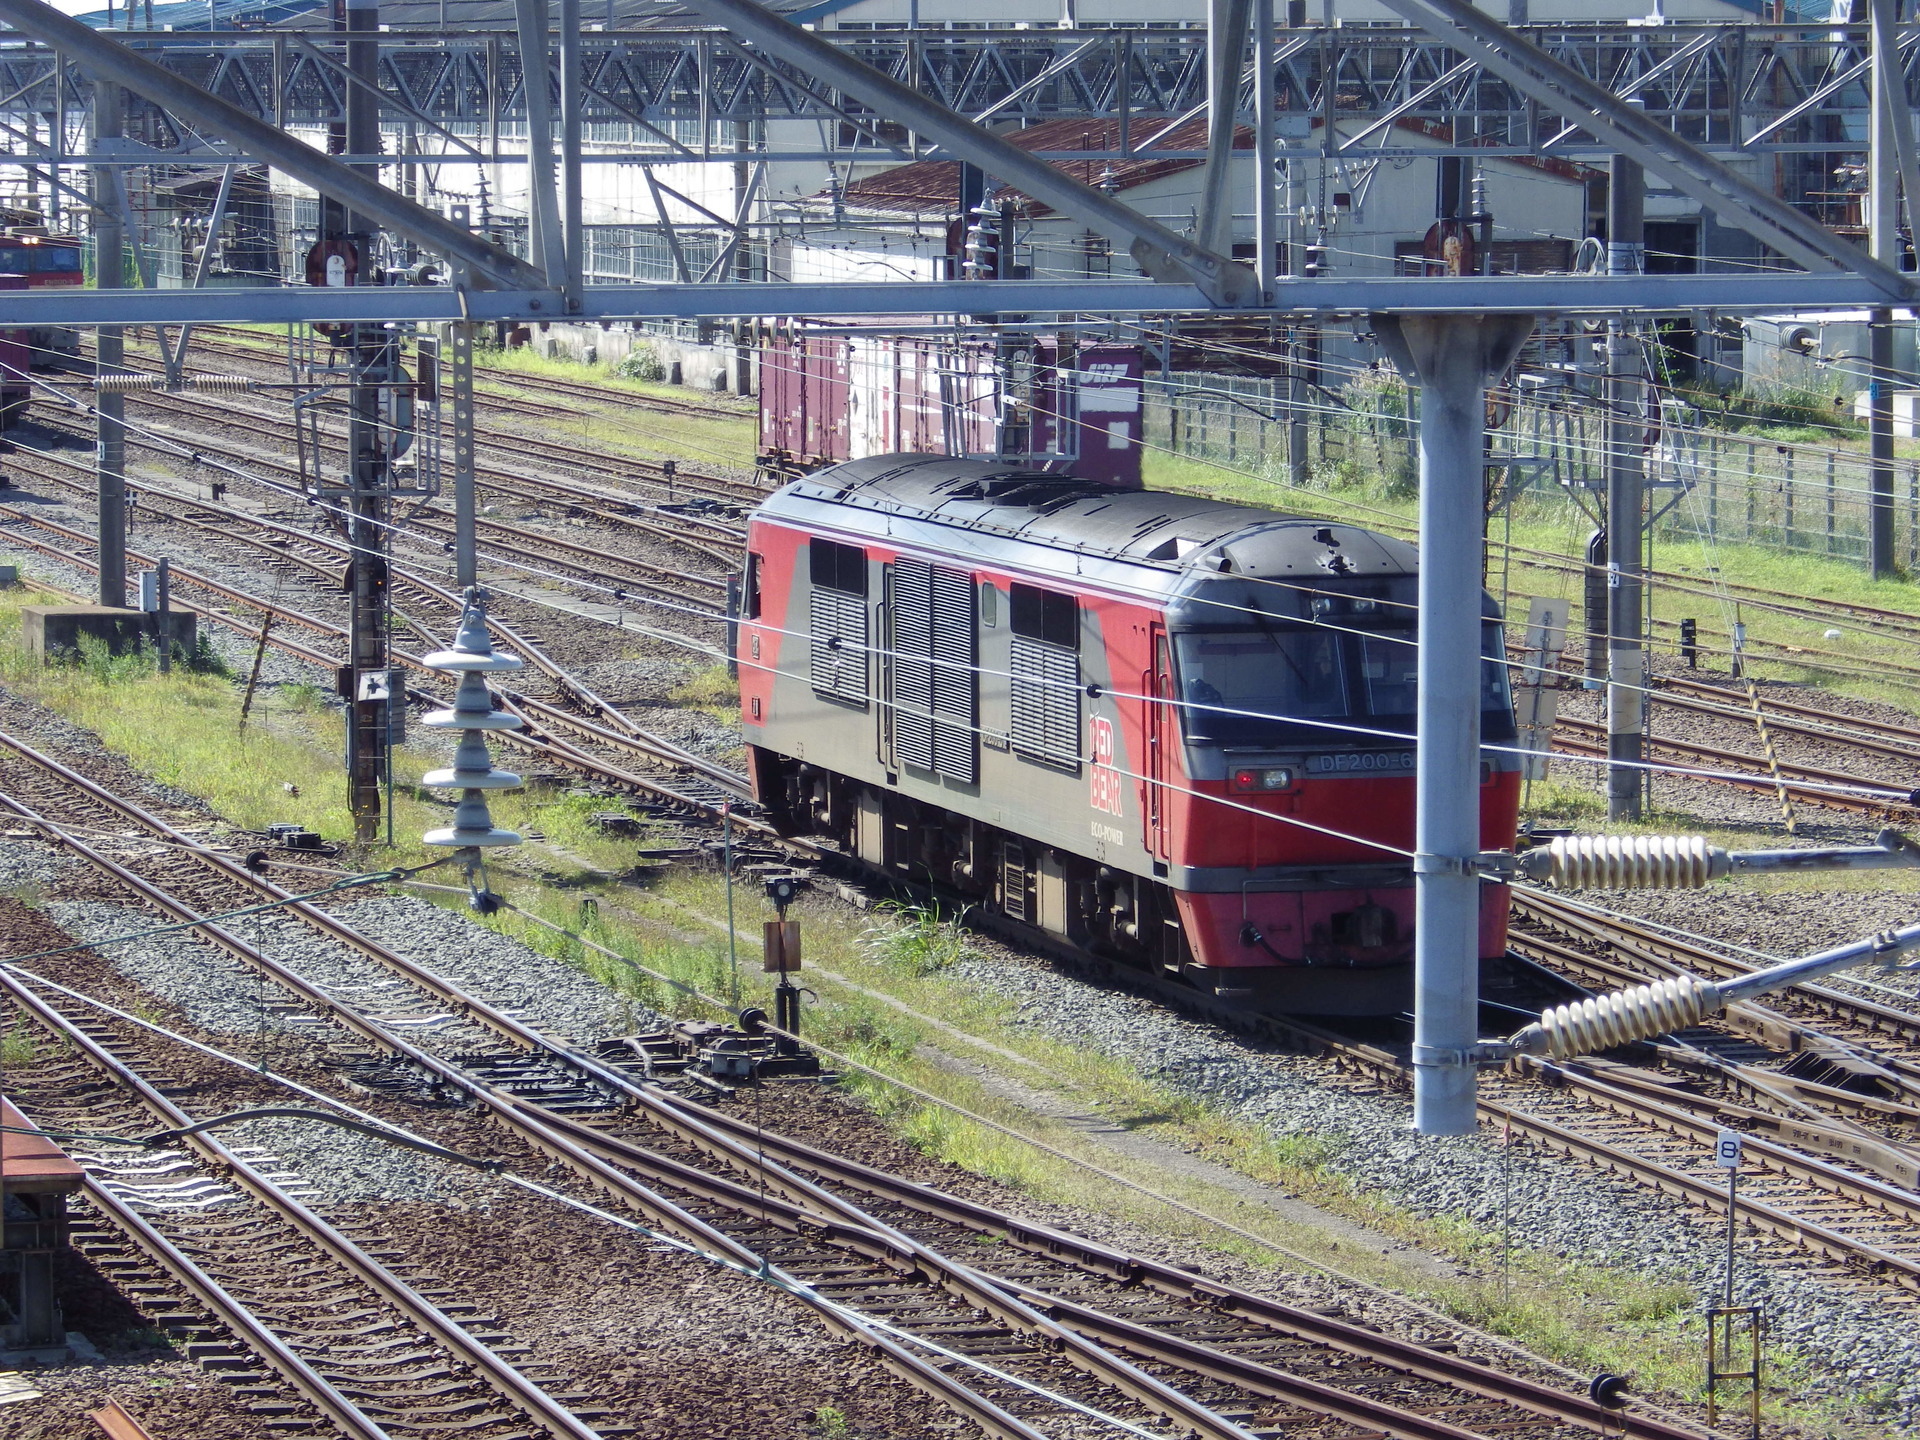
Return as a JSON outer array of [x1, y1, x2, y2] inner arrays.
[[0, 22, 1909, 162]]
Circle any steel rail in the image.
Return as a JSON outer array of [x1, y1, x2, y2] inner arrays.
[[0, 963, 603, 1440], [1484, 1071, 1920, 1287], [1655, 672, 1920, 759], [14, 405, 734, 604], [1505, 923, 1920, 1190], [92, 349, 769, 508], [40, 365, 757, 555], [0, 525, 763, 822], [0, 759, 1047, 1440], [184, 325, 760, 429], [1515, 890, 1920, 1054], [493, 1098, 1514, 1440], [0, 736, 1269, 1440], [536, 1093, 1711, 1440], [76, 1175, 393, 1440], [1507, 922, 1896, 1071], [1551, 714, 1911, 813], [0, 445, 746, 793], [1649, 679, 1920, 765]]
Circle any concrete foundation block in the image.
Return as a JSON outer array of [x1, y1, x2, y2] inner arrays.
[[21, 605, 196, 661]]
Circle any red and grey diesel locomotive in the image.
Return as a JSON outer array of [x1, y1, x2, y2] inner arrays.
[[737, 453, 1523, 1014]]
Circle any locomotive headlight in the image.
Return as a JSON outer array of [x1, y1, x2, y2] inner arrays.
[[1230, 767, 1295, 793]]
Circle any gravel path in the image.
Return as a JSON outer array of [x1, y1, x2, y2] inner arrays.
[[948, 947, 1920, 1431]]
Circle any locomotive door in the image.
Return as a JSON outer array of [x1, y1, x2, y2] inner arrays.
[[1146, 629, 1174, 862]]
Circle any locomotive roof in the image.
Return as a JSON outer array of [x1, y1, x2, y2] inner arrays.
[[764, 453, 1418, 583]]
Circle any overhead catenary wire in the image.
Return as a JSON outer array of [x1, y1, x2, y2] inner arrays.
[[0, 957, 1160, 1438], [27, 334, 1919, 816], [462, 888, 1723, 1439], [15, 373, 1913, 821]]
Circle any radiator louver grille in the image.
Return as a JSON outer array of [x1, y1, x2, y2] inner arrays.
[[1010, 636, 1081, 770], [809, 588, 869, 706], [890, 557, 977, 783]]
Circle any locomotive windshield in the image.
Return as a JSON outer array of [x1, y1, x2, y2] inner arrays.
[[1174, 623, 1514, 749], [0, 243, 80, 275]]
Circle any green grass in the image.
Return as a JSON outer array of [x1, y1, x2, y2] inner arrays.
[[437, 863, 1877, 1432], [0, 584, 670, 883], [666, 663, 738, 719], [1141, 444, 1920, 717], [0, 575, 1882, 1429]]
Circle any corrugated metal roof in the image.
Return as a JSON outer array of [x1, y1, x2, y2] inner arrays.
[[835, 117, 1246, 216]]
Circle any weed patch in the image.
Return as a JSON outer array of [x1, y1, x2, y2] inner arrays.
[[861, 901, 972, 976]]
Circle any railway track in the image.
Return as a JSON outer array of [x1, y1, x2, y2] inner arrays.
[[0, 974, 617, 1440], [1654, 670, 1920, 769], [1511, 889, 1920, 1105], [0, 738, 1071, 1440], [0, 733, 1708, 1440], [186, 323, 757, 425], [14, 405, 740, 600], [15, 421, 1920, 1317], [29, 331, 1920, 1380], [64, 339, 768, 517], [1496, 891, 1920, 1289], [1551, 711, 1915, 816], [0, 508, 760, 826]]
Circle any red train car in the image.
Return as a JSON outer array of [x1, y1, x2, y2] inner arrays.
[[0, 230, 84, 361], [759, 330, 1145, 490], [738, 454, 1522, 1015], [0, 275, 31, 429]]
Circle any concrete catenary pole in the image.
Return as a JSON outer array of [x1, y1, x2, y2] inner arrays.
[[1373, 311, 1536, 1137], [345, 0, 389, 843], [1605, 149, 1646, 821], [1868, 0, 1902, 576], [90, 76, 125, 609]]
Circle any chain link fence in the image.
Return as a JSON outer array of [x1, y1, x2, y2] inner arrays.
[[1144, 368, 1920, 572]]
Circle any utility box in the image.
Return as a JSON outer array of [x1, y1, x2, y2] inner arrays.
[[19, 605, 196, 661]]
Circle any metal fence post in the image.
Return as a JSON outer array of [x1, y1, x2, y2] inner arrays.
[[1746, 443, 1758, 541], [1783, 449, 1796, 550], [1824, 449, 1836, 555], [1909, 461, 1918, 570]]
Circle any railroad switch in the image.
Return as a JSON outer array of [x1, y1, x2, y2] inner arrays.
[[598, 1017, 820, 1085]]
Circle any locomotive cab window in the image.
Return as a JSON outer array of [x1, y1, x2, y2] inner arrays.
[[808, 539, 869, 707], [810, 538, 867, 596], [1174, 619, 1514, 749], [743, 552, 762, 620], [1009, 583, 1081, 771]]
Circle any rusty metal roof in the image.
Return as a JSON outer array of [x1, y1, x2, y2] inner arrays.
[[835, 117, 1245, 216]]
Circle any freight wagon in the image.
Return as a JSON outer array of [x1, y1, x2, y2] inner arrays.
[[758, 331, 1145, 490]]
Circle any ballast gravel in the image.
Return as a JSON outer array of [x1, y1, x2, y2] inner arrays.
[[949, 950, 1920, 1430], [313, 891, 641, 1044]]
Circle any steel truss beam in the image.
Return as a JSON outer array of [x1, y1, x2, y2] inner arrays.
[[0, 23, 1909, 161], [0, 0, 540, 288], [1381, 0, 1913, 296], [0, 272, 1896, 325]]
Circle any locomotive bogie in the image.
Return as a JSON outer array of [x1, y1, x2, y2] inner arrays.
[[738, 454, 1525, 1016]]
